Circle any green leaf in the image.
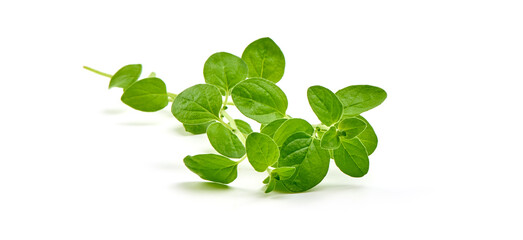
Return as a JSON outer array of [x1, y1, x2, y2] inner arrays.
[[109, 64, 142, 89], [171, 84, 222, 124], [233, 119, 253, 135], [265, 177, 276, 193], [207, 122, 246, 159], [231, 78, 288, 123], [262, 176, 270, 184], [241, 37, 285, 83], [338, 117, 367, 139], [355, 115, 378, 155], [336, 85, 387, 117], [203, 52, 248, 93], [320, 126, 341, 150], [271, 167, 296, 180], [278, 132, 330, 192], [273, 118, 314, 146], [333, 138, 369, 177], [246, 132, 279, 172], [183, 154, 239, 184], [183, 121, 214, 135], [307, 85, 343, 126], [260, 118, 287, 137], [120, 78, 169, 112]]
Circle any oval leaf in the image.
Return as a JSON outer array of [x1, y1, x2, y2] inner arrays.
[[271, 167, 296, 181], [171, 84, 222, 124], [307, 85, 343, 126], [335, 85, 387, 117], [333, 138, 369, 177], [260, 118, 287, 137], [320, 126, 341, 150], [109, 64, 142, 89], [183, 121, 214, 135], [355, 115, 378, 155], [265, 177, 276, 193], [338, 117, 367, 139], [203, 52, 248, 93], [233, 119, 253, 135], [273, 118, 314, 146], [278, 132, 330, 192], [183, 154, 239, 184], [207, 122, 246, 159], [120, 78, 168, 112], [246, 132, 280, 172], [241, 37, 285, 83], [231, 78, 288, 123]]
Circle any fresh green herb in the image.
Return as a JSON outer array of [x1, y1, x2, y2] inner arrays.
[[183, 154, 239, 184], [320, 126, 341, 150], [307, 85, 343, 126], [246, 132, 279, 172], [231, 77, 288, 124], [338, 117, 367, 139], [206, 122, 246, 159], [171, 84, 222, 124], [84, 37, 387, 193], [108, 64, 142, 89], [333, 138, 369, 177], [241, 37, 285, 83], [120, 77, 169, 112], [272, 118, 314, 146]]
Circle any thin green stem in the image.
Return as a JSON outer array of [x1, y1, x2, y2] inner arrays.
[[222, 92, 229, 110], [221, 109, 246, 144], [226, 100, 235, 106], [167, 92, 177, 102], [83, 66, 113, 78], [237, 154, 247, 163], [312, 124, 330, 131]]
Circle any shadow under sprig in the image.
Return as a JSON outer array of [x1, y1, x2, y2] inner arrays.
[[101, 108, 126, 115], [175, 181, 232, 193]]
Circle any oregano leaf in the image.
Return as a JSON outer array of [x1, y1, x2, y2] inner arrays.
[[246, 132, 279, 172], [307, 85, 343, 126], [183, 121, 214, 135], [260, 118, 287, 137], [271, 167, 296, 181], [171, 84, 222, 124], [278, 132, 330, 192], [336, 85, 387, 117], [272, 118, 314, 146], [320, 126, 341, 150], [242, 37, 285, 83], [333, 138, 369, 177], [203, 52, 248, 94], [338, 117, 367, 139], [120, 78, 169, 112], [183, 154, 239, 184], [206, 122, 246, 159], [233, 119, 253, 135], [109, 64, 142, 89], [355, 115, 378, 156], [231, 78, 288, 124]]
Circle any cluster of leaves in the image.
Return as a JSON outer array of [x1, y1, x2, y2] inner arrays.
[[84, 37, 387, 193]]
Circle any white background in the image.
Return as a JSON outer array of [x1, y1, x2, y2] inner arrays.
[[1, 0, 522, 239]]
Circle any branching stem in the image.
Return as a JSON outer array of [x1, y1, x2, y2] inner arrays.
[[220, 109, 246, 144]]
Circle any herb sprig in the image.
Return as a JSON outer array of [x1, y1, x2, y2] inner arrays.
[[84, 37, 387, 193]]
